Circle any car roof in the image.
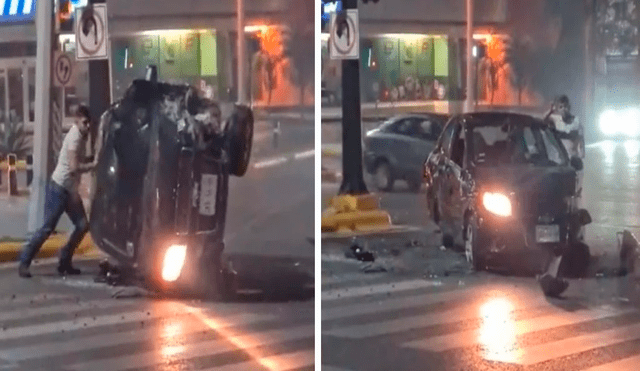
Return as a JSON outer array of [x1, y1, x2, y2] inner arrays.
[[457, 112, 544, 128]]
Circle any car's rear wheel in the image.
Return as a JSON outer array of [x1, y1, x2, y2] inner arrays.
[[225, 104, 254, 177], [373, 161, 394, 191]]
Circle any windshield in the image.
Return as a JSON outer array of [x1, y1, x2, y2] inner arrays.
[[471, 124, 569, 167]]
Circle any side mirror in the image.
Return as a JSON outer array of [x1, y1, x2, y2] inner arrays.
[[570, 156, 583, 171]]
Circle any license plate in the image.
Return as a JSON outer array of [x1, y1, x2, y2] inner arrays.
[[536, 225, 560, 243], [199, 174, 217, 216]]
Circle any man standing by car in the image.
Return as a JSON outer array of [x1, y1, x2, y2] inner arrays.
[[19, 105, 95, 278], [539, 95, 587, 297]]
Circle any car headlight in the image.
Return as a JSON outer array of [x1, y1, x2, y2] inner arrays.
[[599, 109, 617, 135], [161, 244, 187, 282], [623, 109, 640, 136], [482, 192, 512, 217]]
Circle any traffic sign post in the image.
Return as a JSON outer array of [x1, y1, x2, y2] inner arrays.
[[84, 0, 111, 155], [336, 0, 366, 195], [329, 9, 359, 60], [53, 51, 76, 87], [75, 3, 108, 60]]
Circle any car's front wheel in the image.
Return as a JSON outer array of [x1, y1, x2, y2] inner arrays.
[[373, 161, 394, 191], [465, 215, 487, 271], [225, 104, 254, 177]]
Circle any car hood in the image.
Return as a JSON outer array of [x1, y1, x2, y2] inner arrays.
[[473, 165, 576, 197]]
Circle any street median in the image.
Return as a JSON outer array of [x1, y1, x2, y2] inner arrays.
[[0, 234, 103, 263]]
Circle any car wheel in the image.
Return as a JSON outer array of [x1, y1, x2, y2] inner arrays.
[[373, 161, 394, 191], [225, 104, 254, 177], [465, 215, 486, 271]]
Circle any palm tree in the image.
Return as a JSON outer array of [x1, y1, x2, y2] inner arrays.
[[0, 111, 30, 161]]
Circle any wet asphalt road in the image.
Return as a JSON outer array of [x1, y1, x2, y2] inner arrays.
[[0, 118, 315, 370], [0, 258, 314, 371], [321, 138, 640, 370]]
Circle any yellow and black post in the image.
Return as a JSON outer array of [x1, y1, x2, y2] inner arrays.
[[7, 154, 18, 196], [321, 0, 391, 233], [26, 154, 33, 186]]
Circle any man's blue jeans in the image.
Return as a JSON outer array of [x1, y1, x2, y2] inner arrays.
[[20, 181, 89, 267]]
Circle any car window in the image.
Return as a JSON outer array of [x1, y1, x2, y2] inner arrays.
[[392, 119, 414, 135], [448, 124, 465, 167], [417, 119, 442, 141], [438, 120, 457, 155], [471, 124, 569, 166]]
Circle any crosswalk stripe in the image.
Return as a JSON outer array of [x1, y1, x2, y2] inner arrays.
[[582, 354, 640, 371], [0, 299, 137, 323], [0, 312, 275, 362], [200, 350, 315, 371], [323, 288, 553, 338], [403, 305, 636, 353], [322, 279, 442, 302], [0, 301, 271, 341], [66, 325, 314, 371], [322, 285, 530, 321], [494, 321, 640, 366], [0, 294, 73, 307]]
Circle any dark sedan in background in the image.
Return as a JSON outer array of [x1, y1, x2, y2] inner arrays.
[[364, 114, 448, 192]]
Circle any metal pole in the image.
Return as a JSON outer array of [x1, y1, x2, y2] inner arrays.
[[237, 0, 245, 104], [88, 0, 111, 153], [28, 0, 54, 233], [464, 0, 474, 113], [338, 0, 368, 195]]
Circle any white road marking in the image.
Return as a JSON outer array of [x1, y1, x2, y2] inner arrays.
[[322, 279, 442, 302], [252, 149, 314, 169], [66, 325, 314, 371], [201, 350, 315, 371]]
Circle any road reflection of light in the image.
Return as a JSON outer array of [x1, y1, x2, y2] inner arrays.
[[478, 297, 521, 363], [160, 321, 187, 358], [624, 140, 640, 165], [601, 140, 616, 166], [183, 305, 286, 370]]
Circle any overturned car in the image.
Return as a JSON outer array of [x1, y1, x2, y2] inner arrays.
[[90, 68, 253, 295], [424, 112, 591, 276]]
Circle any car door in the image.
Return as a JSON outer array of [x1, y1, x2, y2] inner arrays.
[[445, 122, 467, 230], [386, 118, 415, 172], [432, 120, 458, 223]]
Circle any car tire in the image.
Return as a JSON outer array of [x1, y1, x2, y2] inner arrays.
[[373, 161, 394, 191], [225, 104, 254, 177], [559, 242, 590, 278], [465, 215, 486, 271]]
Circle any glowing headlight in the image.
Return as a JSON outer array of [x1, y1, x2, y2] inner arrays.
[[599, 109, 617, 135], [161, 244, 187, 282], [623, 109, 640, 136], [482, 192, 512, 217]]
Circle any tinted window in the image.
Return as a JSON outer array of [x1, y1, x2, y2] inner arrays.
[[471, 124, 569, 166], [391, 118, 415, 136], [438, 121, 457, 155]]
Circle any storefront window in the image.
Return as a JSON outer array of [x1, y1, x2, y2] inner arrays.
[[28, 67, 35, 122], [111, 30, 220, 100], [7, 69, 23, 124], [0, 72, 5, 125]]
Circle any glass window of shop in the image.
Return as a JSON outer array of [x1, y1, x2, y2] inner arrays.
[[111, 30, 220, 101], [359, 35, 450, 103]]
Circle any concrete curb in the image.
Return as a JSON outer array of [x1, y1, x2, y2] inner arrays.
[[0, 234, 102, 263], [321, 148, 341, 157]]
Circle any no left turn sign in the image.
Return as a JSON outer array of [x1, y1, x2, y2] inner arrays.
[[75, 4, 109, 60], [329, 9, 359, 60], [53, 51, 75, 87]]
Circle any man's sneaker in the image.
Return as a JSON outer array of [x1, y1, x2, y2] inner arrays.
[[538, 273, 569, 298], [18, 264, 32, 278], [57, 265, 81, 276]]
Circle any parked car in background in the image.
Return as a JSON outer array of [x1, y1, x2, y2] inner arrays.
[[364, 114, 448, 192], [423, 112, 591, 276]]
